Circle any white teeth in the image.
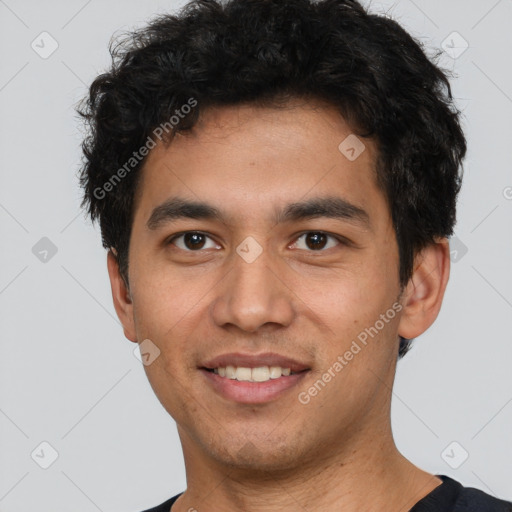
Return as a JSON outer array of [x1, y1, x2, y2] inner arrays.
[[269, 366, 282, 379], [212, 365, 294, 382], [235, 367, 252, 381], [225, 365, 236, 379], [252, 366, 270, 382]]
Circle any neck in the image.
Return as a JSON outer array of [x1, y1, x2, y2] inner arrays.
[[172, 419, 442, 512]]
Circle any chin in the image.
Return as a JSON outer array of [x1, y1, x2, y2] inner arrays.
[[200, 431, 308, 474]]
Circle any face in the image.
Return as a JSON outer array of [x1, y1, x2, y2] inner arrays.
[[112, 99, 410, 472]]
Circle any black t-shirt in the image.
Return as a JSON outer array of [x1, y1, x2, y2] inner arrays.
[[140, 474, 512, 511]]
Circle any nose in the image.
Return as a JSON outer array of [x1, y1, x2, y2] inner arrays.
[[210, 244, 295, 333]]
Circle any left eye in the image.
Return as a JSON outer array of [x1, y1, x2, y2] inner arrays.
[[168, 232, 220, 251], [291, 232, 341, 251]]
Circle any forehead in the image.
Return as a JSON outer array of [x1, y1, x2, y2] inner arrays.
[[132, 100, 386, 228]]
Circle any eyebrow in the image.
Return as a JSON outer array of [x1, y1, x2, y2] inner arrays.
[[146, 196, 370, 230]]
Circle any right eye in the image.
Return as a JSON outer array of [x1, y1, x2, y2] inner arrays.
[[167, 231, 221, 251]]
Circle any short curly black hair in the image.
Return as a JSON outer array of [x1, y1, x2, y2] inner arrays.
[[77, 0, 467, 358]]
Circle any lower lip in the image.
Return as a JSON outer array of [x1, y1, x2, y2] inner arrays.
[[200, 369, 309, 404]]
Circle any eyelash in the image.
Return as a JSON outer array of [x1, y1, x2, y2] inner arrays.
[[166, 231, 347, 252]]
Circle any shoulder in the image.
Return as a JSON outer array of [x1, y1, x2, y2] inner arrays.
[[454, 483, 512, 512], [409, 475, 511, 512], [137, 493, 182, 512]]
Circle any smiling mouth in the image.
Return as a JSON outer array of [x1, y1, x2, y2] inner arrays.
[[203, 365, 306, 383]]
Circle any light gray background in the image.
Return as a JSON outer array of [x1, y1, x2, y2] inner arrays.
[[1, 0, 511, 510]]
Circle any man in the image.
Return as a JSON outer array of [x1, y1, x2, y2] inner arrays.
[[77, 0, 512, 510]]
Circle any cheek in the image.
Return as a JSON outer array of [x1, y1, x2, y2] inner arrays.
[[295, 263, 400, 361], [130, 293, 191, 392], [131, 280, 202, 416], [303, 270, 383, 327], [130, 260, 211, 335]]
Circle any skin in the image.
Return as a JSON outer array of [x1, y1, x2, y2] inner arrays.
[[108, 98, 450, 511]]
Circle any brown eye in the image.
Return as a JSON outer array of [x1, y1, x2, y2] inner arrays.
[[183, 233, 206, 249], [292, 232, 341, 251], [169, 232, 219, 251], [305, 232, 327, 250]]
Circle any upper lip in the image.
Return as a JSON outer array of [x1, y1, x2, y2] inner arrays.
[[201, 352, 310, 373]]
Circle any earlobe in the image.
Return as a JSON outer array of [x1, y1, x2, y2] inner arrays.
[[397, 238, 451, 340], [107, 248, 138, 343]]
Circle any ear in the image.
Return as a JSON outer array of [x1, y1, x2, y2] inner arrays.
[[107, 248, 138, 343], [397, 238, 450, 340]]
